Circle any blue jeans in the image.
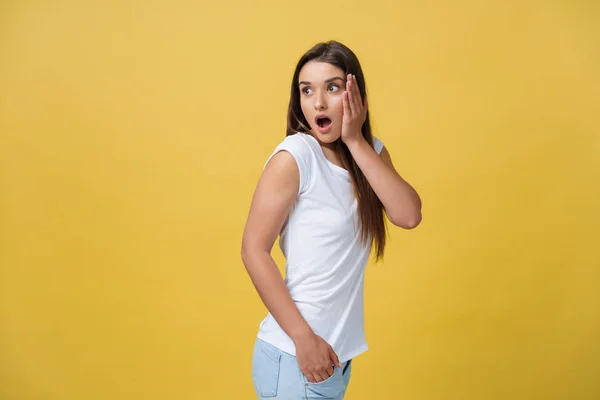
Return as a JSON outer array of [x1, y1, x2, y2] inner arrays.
[[252, 338, 352, 400]]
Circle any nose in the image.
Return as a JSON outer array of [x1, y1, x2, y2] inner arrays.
[[314, 89, 327, 110]]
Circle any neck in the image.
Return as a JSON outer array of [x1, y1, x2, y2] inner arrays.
[[308, 133, 347, 170]]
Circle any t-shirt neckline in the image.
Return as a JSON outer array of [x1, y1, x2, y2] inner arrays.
[[298, 133, 351, 180]]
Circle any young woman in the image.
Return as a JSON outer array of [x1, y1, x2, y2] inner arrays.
[[241, 41, 422, 399]]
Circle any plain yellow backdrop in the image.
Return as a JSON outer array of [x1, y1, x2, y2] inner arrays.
[[1, 0, 599, 399]]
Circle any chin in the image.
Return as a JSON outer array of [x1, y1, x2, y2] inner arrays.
[[310, 129, 341, 144]]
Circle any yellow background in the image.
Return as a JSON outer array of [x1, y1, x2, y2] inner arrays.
[[1, 0, 599, 399]]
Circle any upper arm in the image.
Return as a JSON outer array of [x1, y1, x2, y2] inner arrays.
[[379, 146, 396, 171], [242, 150, 300, 254]]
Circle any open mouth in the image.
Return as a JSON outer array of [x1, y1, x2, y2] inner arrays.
[[315, 116, 332, 128]]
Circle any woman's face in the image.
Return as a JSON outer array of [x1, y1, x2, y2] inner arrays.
[[298, 61, 346, 144]]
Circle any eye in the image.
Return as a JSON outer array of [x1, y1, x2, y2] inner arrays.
[[328, 84, 339, 92], [302, 87, 313, 95]]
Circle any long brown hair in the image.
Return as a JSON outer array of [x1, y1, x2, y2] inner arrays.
[[286, 40, 387, 261]]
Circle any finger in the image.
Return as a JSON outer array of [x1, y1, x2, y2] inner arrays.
[[351, 75, 363, 114], [329, 346, 342, 367], [311, 372, 320, 383], [325, 364, 334, 377], [305, 371, 316, 383], [343, 90, 351, 118], [345, 75, 353, 116], [317, 370, 330, 382], [346, 75, 356, 116]]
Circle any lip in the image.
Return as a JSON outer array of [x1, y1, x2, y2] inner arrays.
[[314, 114, 332, 134]]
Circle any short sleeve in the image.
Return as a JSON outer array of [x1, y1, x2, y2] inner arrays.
[[372, 136, 384, 155], [263, 134, 312, 194]]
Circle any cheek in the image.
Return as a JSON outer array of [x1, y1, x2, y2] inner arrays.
[[330, 96, 344, 117], [300, 100, 313, 121]]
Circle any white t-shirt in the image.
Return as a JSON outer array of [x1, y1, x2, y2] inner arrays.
[[256, 132, 385, 363]]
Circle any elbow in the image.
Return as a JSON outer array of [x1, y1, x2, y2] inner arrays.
[[241, 241, 267, 269], [241, 246, 247, 265], [241, 241, 252, 267], [405, 212, 422, 229], [389, 210, 422, 229]]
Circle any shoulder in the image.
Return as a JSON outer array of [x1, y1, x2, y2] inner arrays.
[[264, 133, 315, 194], [279, 132, 315, 155], [265, 133, 315, 168]]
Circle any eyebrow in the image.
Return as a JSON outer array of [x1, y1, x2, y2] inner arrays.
[[298, 76, 345, 86]]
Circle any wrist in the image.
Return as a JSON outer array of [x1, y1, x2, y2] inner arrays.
[[290, 325, 314, 344], [344, 134, 367, 152]]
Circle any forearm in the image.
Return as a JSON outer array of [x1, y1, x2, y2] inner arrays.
[[346, 137, 422, 228], [242, 249, 313, 342]]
